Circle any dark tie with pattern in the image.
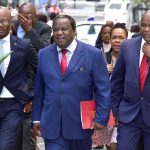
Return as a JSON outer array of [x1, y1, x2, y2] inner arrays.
[[60, 49, 67, 75], [139, 54, 148, 91]]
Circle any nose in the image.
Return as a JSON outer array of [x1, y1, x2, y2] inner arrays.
[[57, 29, 63, 35], [115, 37, 121, 42]]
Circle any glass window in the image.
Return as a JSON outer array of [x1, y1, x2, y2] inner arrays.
[[76, 24, 90, 37], [109, 4, 121, 9]]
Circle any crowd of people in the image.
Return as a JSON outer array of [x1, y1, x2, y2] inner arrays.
[[0, 2, 150, 150]]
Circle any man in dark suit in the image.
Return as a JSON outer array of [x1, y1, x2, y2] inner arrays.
[[12, 3, 51, 150], [111, 11, 150, 150], [32, 14, 111, 150], [14, 3, 52, 52], [0, 6, 37, 150]]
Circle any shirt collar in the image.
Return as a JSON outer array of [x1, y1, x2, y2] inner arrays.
[[142, 38, 146, 47], [0, 34, 10, 43], [57, 39, 77, 52]]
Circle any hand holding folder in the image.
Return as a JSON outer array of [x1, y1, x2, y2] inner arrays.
[[80, 100, 96, 129]]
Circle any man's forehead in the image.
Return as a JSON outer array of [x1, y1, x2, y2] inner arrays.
[[0, 8, 11, 19]]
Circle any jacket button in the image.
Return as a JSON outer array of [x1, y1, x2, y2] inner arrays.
[[141, 97, 143, 100]]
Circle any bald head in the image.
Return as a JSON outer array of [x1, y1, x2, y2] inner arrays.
[[140, 10, 150, 42], [0, 6, 11, 39], [141, 11, 150, 22], [0, 6, 11, 21], [18, 3, 37, 23]]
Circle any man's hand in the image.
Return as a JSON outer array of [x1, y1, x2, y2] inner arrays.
[[33, 123, 42, 137], [107, 64, 114, 74], [18, 13, 33, 32], [114, 117, 118, 127], [23, 101, 32, 113], [93, 122, 105, 130], [143, 42, 150, 57]]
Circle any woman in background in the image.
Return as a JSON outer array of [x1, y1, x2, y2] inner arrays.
[[96, 24, 112, 53], [106, 23, 128, 150], [92, 23, 128, 150], [92, 24, 112, 150]]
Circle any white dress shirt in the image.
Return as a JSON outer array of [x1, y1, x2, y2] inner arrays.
[[57, 39, 77, 65], [139, 39, 146, 67], [0, 34, 14, 98]]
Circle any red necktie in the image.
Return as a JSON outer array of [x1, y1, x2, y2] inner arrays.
[[60, 49, 67, 75], [139, 54, 148, 91]]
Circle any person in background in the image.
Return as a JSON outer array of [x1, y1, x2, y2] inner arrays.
[[92, 23, 112, 150], [37, 13, 48, 23], [131, 23, 141, 38], [13, 2, 51, 150], [111, 11, 150, 150], [95, 24, 112, 53], [49, 4, 61, 20], [92, 23, 128, 150], [0, 6, 37, 149], [106, 23, 128, 150], [32, 14, 111, 150], [14, 2, 52, 52], [95, 20, 114, 47]]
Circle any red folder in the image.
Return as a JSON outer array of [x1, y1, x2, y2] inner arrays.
[[80, 100, 96, 129], [107, 110, 115, 126]]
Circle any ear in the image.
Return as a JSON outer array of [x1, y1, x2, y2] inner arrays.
[[74, 31, 77, 38]]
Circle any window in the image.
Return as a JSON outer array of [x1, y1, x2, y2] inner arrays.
[[109, 4, 121, 9]]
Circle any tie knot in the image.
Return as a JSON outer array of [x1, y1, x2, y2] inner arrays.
[[61, 49, 67, 55]]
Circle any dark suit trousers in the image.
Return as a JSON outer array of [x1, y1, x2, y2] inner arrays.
[[15, 113, 36, 150], [117, 111, 150, 150], [44, 133, 92, 150], [0, 98, 23, 150]]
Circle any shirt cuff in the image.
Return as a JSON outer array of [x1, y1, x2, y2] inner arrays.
[[33, 121, 40, 123]]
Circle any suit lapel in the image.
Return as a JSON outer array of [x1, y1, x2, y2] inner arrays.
[[134, 37, 142, 82], [50, 45, 62, 77], [63, 42, 83, 78], [4, 36, 17, 79]]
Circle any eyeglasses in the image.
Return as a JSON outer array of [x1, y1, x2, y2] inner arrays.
[[0, 19, 9, 26]]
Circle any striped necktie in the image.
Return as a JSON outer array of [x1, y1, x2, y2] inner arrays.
[[139, 54, 148, 91], [60, 49, 67, 75]]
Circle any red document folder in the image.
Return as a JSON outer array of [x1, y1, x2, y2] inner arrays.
[[107, 110, 115, 126], [80, 100, 96, 129]]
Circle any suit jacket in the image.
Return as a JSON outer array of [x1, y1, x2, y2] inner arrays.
[[13, 20, 52, 52], [32, 40, 111, 139], [111, 36, 150, 126], [0, 35, 37, 105]]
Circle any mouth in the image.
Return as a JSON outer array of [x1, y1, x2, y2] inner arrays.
[[114, 45, 121, 49], [57, 37, 65, 42]]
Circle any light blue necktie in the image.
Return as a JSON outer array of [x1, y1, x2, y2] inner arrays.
[[0, 40, 4, 76]]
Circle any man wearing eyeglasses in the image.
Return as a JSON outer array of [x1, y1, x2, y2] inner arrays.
[[0, 6, 37, 149]]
